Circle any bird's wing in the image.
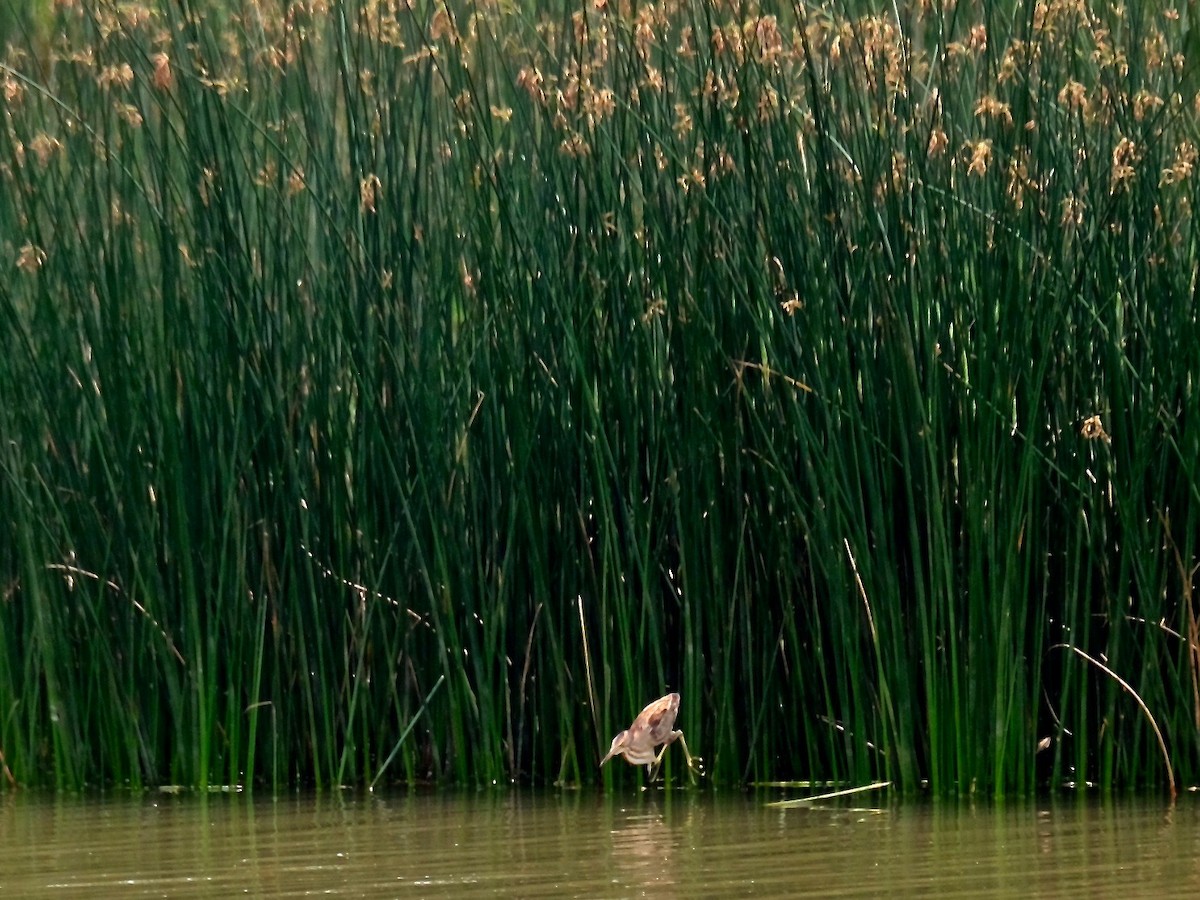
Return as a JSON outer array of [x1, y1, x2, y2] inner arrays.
[[643, 694, 680, 733]]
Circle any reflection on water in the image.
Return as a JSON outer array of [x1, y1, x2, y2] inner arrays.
[[1, 787, 1198, 897], [609, 809, 680, 895]]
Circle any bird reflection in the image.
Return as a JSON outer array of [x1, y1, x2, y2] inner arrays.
[[609, 810, 679, 897]]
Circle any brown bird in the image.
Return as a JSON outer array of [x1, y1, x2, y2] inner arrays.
[[600, 692, 703, 780]]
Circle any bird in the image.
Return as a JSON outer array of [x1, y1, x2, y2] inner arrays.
[[599, 692, 703, 780]]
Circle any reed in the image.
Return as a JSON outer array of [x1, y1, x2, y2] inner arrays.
[[1, 0, 1198, 795]]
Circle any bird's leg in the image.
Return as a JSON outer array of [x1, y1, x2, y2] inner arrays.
[[675, 731, 704, 778], [645, 734, 677, 782], [650, 734, 676, 770], [649, 730, 704, 782]]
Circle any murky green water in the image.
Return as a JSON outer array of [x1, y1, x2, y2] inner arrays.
[[2, 788, 1197, 897]]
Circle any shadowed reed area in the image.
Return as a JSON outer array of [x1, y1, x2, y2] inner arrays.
[[0, 0, 1198, 794]]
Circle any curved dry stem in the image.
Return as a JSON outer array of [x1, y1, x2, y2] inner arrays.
[[1053, 643, 1177, 800], [578, 595, 600, 752]]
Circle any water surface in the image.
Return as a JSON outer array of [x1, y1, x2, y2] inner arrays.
[[2, 788, 1197, 897]]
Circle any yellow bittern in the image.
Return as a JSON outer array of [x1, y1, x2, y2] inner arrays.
[[600, 692, 703, 780]]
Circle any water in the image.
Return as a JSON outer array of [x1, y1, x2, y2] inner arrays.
[[2, 788, 1197, 897]]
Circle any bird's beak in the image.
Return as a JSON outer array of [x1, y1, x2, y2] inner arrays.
[[599, 731, 625, 767]]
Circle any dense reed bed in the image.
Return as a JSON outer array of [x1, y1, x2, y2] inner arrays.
[[1, 0, 1198, 795]]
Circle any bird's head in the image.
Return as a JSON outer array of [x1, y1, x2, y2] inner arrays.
[[599, 730, 629, 767]]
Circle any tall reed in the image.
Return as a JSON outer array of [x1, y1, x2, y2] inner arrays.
[[1, 0, 1197, 794]]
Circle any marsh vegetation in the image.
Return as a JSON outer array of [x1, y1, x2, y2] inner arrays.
[[1, 0, 1198, 794]]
